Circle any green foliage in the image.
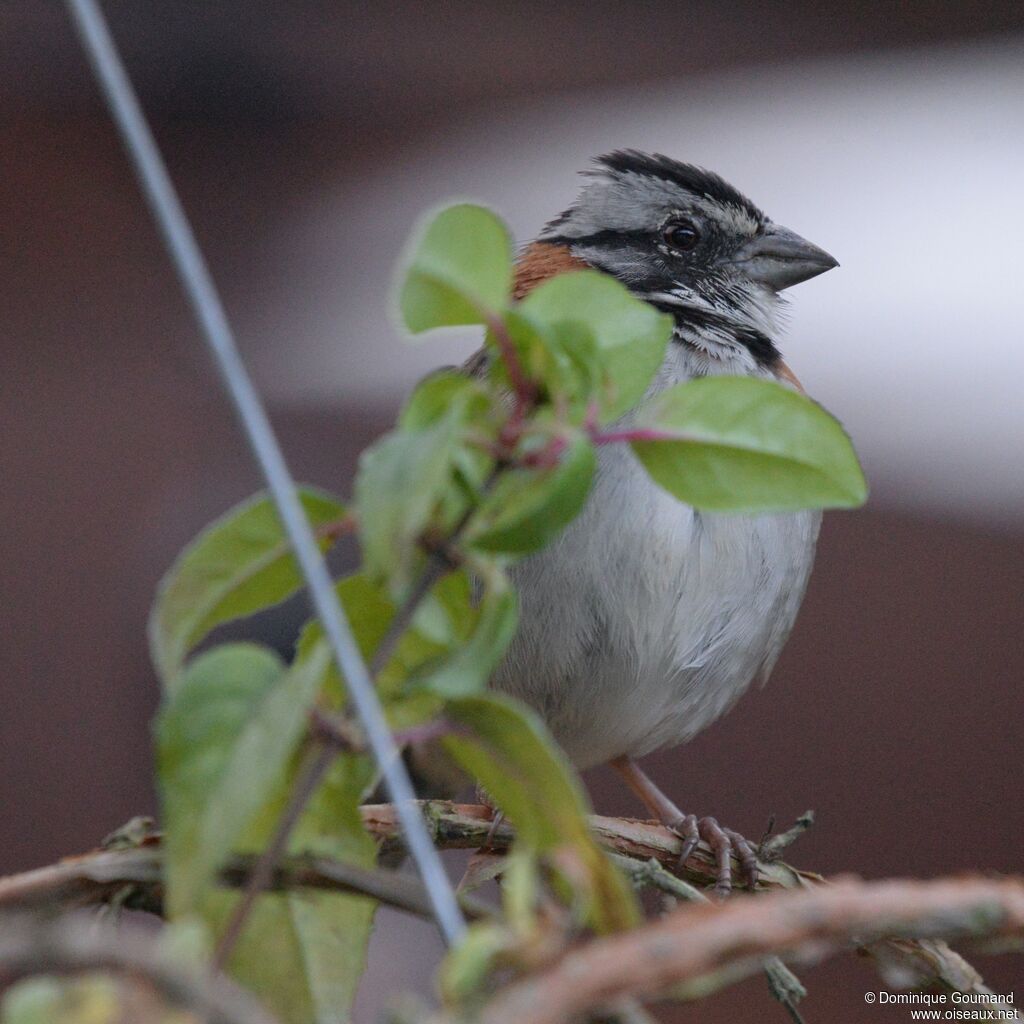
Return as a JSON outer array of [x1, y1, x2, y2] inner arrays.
[[156, 643, 377, 1023], [467, 431, 596, 555], [517, 269, 672, 420], [202, 752, 377, 1024], [296, 573, 446, 712], [399, 204, 513, 333], [630, 376, 868, 512], [443, 693, 639, 934], [156, 642, 330, 912], [355, 417, 464, 597], [413, 576, 518, 699], [149, 488, 345, 687], [1, 977, 126, 1024], [137, 200, 867, 1022]]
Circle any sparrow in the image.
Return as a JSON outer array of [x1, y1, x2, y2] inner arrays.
[[480, 151, 839, 893]]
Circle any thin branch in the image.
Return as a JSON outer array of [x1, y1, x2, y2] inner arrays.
[[12, 804, 1010, 1009], [360, 802, 1012, 1001], [372, 554, 455, 677], [610, 854, 806, 1024], [762, 811, 816, 860], [0, 844, 493, 924], [0, 913, 280, 1024], [469, 876, 1024, 1024], [362, 802, 821, 891]]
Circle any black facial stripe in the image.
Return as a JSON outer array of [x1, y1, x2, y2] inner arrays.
[[544, 228, 653, 249], [596, 150, 765, 224], [646, 298, 780, 367]]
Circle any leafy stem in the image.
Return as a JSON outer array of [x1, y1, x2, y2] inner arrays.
[[210, 472, 500, 972], [484, 311, 537, 419]]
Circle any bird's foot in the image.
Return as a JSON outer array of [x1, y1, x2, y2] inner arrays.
[[665, 812, 759, 897], [610, 755, 759, 897]]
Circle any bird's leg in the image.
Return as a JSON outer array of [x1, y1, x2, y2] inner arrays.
[[609, 756, 759, 896]]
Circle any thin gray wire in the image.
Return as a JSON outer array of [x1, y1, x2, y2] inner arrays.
[[64, 0, 466, 947]]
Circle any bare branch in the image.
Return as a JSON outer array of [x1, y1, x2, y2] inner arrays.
[[469, 876, 1024, 1024], [0, 842, 492, 925], [609, 854, 806, 1023], [360, 802, 1014, 1002], [0, 913, 279, 1024], [3, 804, 1014, 1016]]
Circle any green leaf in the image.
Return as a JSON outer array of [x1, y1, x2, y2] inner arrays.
[[208, 754, 378, 1024], [399, 204, 513, 333], [1, 976, 129, 1024], [149, 488, 345, 688], [490, 311, 600, 414], [519, 270, 672, 420], [416, 576, 518, 698], [399, 370, 490, 431], [295, 572, 447, 708], [157, 642, 330, 914], [442, 693, 639, 932], [157, 642, 378, 1023], [630, 376, 868, 512], [439, 922, 514, 1007], [410, 568, 475, 648], [355, 419, 460, 596], [468, 432, 596, 554], [400, 371, 498, 518]]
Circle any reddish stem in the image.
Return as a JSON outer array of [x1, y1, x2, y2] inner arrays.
[[486, 312, 533, 453], [316, 513, 357, 542], [521, 434, 569, 469], [485, 312, 536, 415]]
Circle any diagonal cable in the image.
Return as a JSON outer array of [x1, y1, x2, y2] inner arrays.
[[63, 0, 467, 946]]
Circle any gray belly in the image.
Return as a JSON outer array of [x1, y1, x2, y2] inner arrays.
[[492, 441, 820, 769]]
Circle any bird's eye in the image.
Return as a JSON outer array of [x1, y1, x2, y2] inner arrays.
[[663, 220, 701, 252]]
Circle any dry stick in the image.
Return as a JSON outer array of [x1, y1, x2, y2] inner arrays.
[[360, 803, 1006, 1001], [0, 845, 494, 925], [0, 914, 280, 1024], [610, 854, 807, 1024], [467, 876, 1024, 1024], [13, 806, 1009, 1009]]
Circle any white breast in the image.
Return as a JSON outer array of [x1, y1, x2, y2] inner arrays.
[[493, 345, 821, 769]]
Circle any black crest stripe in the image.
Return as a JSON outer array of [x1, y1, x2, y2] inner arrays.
[[597, 150, 765, 223]]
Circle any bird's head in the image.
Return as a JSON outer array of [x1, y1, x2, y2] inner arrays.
[[535, 150, 837, 368]]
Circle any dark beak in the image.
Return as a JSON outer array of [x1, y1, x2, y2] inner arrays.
[[732, 224, 838, 291]]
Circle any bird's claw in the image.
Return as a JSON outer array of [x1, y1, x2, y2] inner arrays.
[[669, 814, 759, 896]]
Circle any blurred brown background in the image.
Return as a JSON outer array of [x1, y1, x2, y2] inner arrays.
[[1, 2, 1022, 1020]]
